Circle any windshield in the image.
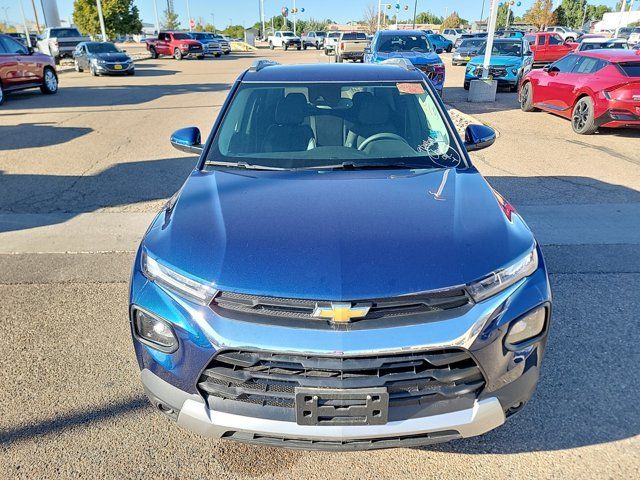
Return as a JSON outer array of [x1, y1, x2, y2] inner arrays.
[[618, 62, 640, 77], [459, 39, 485, 49], [86, 43, 119, 54], [51, 28, 81, 38], [582, 41, 628, 51], [191, 33, 213, 40], [478, 41, 522, 56], [377, 34, 432, 53], [342, 32, 367, 40], [316, 32, 326, 37], [282, 32, 295, 37], [206, 82, 463, 171], [173, 33, 191, 40]]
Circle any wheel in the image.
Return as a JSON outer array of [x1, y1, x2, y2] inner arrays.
[[269, 42, 274, 50], [127, 69, 135, 76], [197, 55, 205, 60], [40, 68, 58, 95], [336, 54, 343, 63], [297, 46, 301, 50], [54, 56, 60, 65], [463, 82, 470, 91], [215, 53, 221, 57], [0, 82, 4, 106], [519, 82, 537, 112], [149, 47, 158, 59], [324, 48, 329, 55], [90, 65, 98, 76], [565, 37, 574, 42], [174, 48, 183, 60], [74, 60, 83, 72], [316, 42, 320, 50], [571, 96, 597, 135], [224, 51, 230, 55], [446, 45, 452, 52], [284, 44, 288, 51], [303, 44, 307, 50]]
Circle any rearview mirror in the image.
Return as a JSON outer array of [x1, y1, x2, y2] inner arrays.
[[464, 124, 496, 152], [364, 47, 371, 54], [170, 127, 203, 155]]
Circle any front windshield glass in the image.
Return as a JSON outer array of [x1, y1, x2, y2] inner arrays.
[[282, 32, 295, 37], [51, 28, 81, 37], [479, 41, 522, 56], [173, 33, 191, 40], [316, 32, 326, 37], [206, 82, 464, 170], [377, 34, 432, 53], [86, 43, 119, 54], [582, 41, 628, 50], [191, 33, 213, 40], [460, 39, 485, 49]]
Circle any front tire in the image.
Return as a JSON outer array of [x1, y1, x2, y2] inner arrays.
[[149, 47, 158, 59], [336, 54, 343, 63], [303, 44, 307, 50], [565, 37, 574, 42], [0, 82, 5, 106], [197, 55, 205, 60], [519, 82, 537, 112], [463, 82, 470, 91], [215, 53, 221, 57], [40, 68, 58, 95], [174, 48, 183, 60], [446, 45, 452, 52], [74, 60, 83, 72], [572, 96, 598, 135], [316, 42, 320, 50], [284, 44, 288, 51]]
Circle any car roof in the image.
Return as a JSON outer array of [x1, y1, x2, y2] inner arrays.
[[576, 49, 640, 62], [242, 63, 424, 83], [581, 37, 626, 43], [378, 30, 426, 36]]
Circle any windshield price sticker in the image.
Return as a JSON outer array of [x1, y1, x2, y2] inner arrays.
[[396, 83, 425, 95]]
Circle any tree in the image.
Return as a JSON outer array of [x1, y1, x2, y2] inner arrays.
[[585, 4, 612, 22], [73, 0, 142, 39], [496, 3, 515, 29], [162, 8, 180, 30], [362, 3, 378, 34], [441, 11, 463, 29], [415, 11, 443, 25], [222, 25, 244, 39], [525, 0, 556, 30], [555, 0, 587, 29], [0, 21, 17, 33]]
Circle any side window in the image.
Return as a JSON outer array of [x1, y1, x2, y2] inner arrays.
[[548, 35, 563, 45], [573, 57, 606, 74], [552, 54, 580, 72], [0, 39, 7, 54], [276, 32, 281, 38], [0, 36, 27, 54]]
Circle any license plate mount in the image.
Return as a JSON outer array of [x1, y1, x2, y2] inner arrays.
[[295, 387, 389, 426], [114, 64, 122, 70]]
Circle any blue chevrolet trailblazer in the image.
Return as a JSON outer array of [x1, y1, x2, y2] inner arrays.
[[129, 60, 552, 451], [365, 30, 446, 96], [465, 38, 533, 91]]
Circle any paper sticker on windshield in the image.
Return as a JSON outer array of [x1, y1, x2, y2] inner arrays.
[[396, 82, 425, 95]]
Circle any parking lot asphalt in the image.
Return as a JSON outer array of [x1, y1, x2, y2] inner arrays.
[[1, 49, 639, 479]]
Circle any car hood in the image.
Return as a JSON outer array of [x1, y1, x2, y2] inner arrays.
[[374, 51, 442, 64], [91, 52, 131, 62], [468, 55, 523, 67], [143, 168, 535, 300]]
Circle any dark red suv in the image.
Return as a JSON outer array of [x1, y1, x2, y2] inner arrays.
[[0, 33, 58, 105]]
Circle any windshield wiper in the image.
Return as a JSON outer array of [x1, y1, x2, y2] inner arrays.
[[302, 161, 436, 171], [204, 160, 288, 171]]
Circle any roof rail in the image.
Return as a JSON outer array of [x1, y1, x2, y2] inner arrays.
[[249, 59, 280, 72], [380, 58, 416, 71]]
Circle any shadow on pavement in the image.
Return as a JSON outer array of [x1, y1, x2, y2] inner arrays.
[[2, 82, 230, 109], [0, 123, 92, 150], [444, 86, 520, 114]]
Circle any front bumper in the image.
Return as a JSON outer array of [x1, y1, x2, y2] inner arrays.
[[94, 62, 134, 74], [130, 244, 551, 450], [142, 367, 506, 450]]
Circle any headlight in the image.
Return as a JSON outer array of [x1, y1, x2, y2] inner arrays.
[[180, 43, 190, 49], [511, 68, 518, 75], [92, 58, 105, 65], [467, 247, 538, 302], [141, 250, 218, 305], [466, 64, 474, 72], [133, 309, 178, 352]]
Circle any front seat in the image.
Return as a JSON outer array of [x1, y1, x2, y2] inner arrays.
[[263, 93, 315, 152], [345, 92, 398, 149]]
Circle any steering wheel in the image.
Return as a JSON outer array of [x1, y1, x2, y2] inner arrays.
[[357, 133, 410, 151]]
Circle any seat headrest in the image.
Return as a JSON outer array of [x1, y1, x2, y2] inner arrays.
[[275, 93, 307, 125], [356, 94, 390, 125]]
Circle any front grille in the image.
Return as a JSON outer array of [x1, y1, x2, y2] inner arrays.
[[473, 66, 508, 78], [211, 288, 470, 323], [189, 45, 202, 51], [57, 41, 78, 48], [198, 349, 485, 411]]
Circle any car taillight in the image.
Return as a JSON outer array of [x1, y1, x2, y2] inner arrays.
[[340, 42, 344, 50]]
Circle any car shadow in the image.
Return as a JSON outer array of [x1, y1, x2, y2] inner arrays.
[[444, 86, 520, 114], [0, 123, 92, 150], [2, 82, 231, 109]]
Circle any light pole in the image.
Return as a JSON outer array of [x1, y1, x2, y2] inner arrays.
[[293, 0, 296, 35], [377, 0, 381, 31], [505, 1, 512, 29], [152, 0, 160, 34], [30, 0, 41, 33], [96, 0, 107, 41], [211, 13, 215, 32], [18, 1, 32, 47], [412, 0, 417, 29], [482, 0, 499, 80], [260, 0, 265, 39], [186, 0, 192, 32]]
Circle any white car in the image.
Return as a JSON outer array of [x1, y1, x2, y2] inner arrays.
[[323, 31, 341, 55], [441, 28, 466, 44], [628, 27, 640, 46], [545, 26, 580, 42], [576, 37, 629, 52], [268, 31, 302, 50]]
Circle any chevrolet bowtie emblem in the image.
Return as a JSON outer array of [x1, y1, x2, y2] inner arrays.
[[312, 303, 371, 323]]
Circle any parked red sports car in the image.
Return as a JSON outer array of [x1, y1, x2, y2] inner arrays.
[[519, 49, 640, 134], [0, 33, 58, 105]]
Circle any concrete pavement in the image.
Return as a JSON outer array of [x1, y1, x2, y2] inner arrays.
[[0, 49, 639, 479]]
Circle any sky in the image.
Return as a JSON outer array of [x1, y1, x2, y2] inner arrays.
[[0, 0, 624, 30]]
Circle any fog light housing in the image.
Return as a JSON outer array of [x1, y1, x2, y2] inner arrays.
[[133, 309, 178, 353], [505, 306, 547, 348]]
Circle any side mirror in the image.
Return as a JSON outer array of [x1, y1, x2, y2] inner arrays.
[[464, 124, 496, 152], [543, 64, 559, 73], [170, 127, 203, 155], [436, 48, 444, 54], [364, 47, 371, 54]]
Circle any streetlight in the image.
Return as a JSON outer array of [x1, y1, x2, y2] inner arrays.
[[18, 1, 32, 47], [482, 0, 499, 80], [186, 0, 193, 32], [96, 0, 107, 41], [152, 0, 160, 34]]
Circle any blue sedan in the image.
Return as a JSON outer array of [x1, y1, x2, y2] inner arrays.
[[130, 60, 551, 451], [427, 33, 453, 53]]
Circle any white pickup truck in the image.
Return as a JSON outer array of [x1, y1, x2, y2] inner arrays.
[[323, 31, 342, 55], [268, 31, 302, 50]]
